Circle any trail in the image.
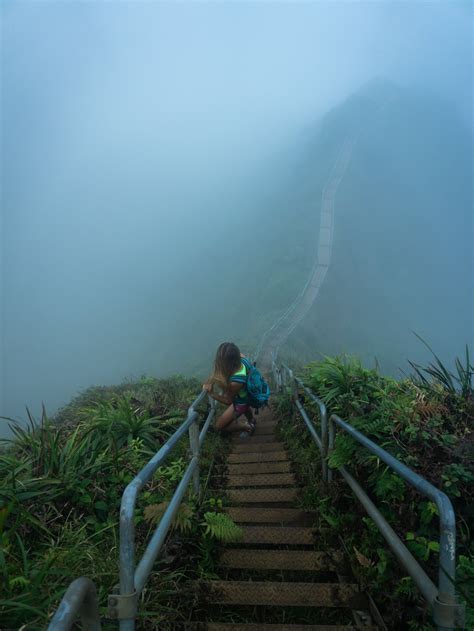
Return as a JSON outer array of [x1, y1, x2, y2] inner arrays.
[[256, 136, 357, 369]]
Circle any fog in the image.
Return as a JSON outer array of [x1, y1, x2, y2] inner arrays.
[[1, 1, 472, 433]]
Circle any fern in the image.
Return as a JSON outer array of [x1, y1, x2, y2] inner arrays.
[[328, 434, 356, 468], [202, 512, 243, 542], [9, 576, 30, 589], [144, 501, 194, 533]]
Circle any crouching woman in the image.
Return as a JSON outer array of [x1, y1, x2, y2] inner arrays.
[[203, 342, 255, 436]]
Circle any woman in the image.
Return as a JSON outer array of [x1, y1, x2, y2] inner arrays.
[[203, 342, 255, 435]]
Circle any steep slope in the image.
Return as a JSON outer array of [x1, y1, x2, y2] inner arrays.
[[256, 80, 472, 372]]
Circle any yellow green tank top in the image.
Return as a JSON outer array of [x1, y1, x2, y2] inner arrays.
[[229, 359, 250, 403]]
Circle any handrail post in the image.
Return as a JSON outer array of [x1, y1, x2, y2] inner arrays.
[[328, 414, 335, 483], [320, 406, 329, 483], [188, 411, 200, 497], [118, 483, 139, 631], [48, 577, 101, 631], [288, 367, 298, 401]]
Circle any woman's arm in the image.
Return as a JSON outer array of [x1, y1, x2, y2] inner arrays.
[[203, 382, 241, 406]]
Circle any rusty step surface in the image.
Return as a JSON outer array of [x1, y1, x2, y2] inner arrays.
[[207, 625, 375, 631], [239, 526, 314, 545], [220, 549, 342, 571], [234, 434, 278, 444], [227, 473, 296, 487], [225, 507, 313, 524], [232, 442, 286, 453], [253, 427, 278, 435], [226, 461, 292, 475], [227, 488, 298, 504], [206, 580, 360, 607], [227, 451, 288, 464]]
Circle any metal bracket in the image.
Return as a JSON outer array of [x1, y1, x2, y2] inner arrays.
[[432, 597, 465, 629], [108, 591, 137, 620]]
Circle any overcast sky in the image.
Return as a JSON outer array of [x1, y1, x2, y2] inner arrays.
[[1, 1, 472, 430]]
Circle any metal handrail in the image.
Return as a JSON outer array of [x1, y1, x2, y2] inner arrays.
[[48, 578, 101, 631], [48, 390, 217, 631], [274, 362, 329, 482], [275, 362, 465, 631]]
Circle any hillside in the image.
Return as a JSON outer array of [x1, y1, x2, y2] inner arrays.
[[254, 80, 473, 372]]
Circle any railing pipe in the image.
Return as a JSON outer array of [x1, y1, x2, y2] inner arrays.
[[49, 389, 216, 631], [329, 413, 463, 630], [134, 456, 199, 593], [188, 416, 201, 496], [118, 412, 197, 628], [330, 414, 457, 605], [339, 464, 438, 604], [117, 393, 209, 630], [274, 362, 464, 629], [48, 578, 101, 631], [281, 363, 328, 482], [295, 398, 321, 449], [199, 401, 216, 448]]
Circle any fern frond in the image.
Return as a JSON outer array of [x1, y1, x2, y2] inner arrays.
[[202, 512, 243, 542], [144, 501, 194, 533]]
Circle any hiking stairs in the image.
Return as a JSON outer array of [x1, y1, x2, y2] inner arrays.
[[202, 407, 379, 630]]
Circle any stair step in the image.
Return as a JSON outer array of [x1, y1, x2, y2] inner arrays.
[[239, 526, 314, 545], [206, 580, 360, 607], [252, 423, 278, 435], [232, 442, 285, 453], [225, 507, 312, 524], [227, 488, 297, 504], [208, 625, 373, 631], [227, 473, 295, 487], [234, 434, 278, 444], [226, 462, 292, 475], [228, 451, 288, 464], [221, 549, 342, 571]]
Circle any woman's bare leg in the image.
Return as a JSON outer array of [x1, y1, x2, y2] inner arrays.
[[244, 409, 255, 425], [225, 417, 253, 434], [216, 404, 251, 433]]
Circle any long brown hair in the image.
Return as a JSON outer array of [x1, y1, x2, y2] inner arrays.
[[208, 342, 242, 390]]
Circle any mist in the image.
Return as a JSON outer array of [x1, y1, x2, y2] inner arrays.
[[1, 1, 472, 434]]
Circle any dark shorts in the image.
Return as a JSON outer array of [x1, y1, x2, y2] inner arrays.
[[234, 402, 250, 417]]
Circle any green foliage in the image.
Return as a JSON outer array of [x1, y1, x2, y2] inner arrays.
[[408, 335, 473, 400], [80, 397, 161, 452], [441, 463, 474, 498], [0, 374, 212, 629], [278, 345, 473, 629], [202, 512, 243, 543], [144, 501, 194, 533], [405, 532, 440, 561]]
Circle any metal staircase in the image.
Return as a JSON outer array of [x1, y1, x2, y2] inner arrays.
[[201, 407, 376, 630], [48, 365, 466, 630]]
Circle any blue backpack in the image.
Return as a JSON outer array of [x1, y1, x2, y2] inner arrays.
[[243, 358, 271, 410]]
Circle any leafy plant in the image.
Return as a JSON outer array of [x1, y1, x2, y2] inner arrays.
[[80, 397, 161, 452], [202, 512, 243, 543], [408, 335, 473, 400], [144, 501, 194, 534]]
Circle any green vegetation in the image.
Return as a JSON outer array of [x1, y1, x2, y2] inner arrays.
[[276, 348, 473, 629], [2, 344, 472, 629], [0, 375, 232, 629]]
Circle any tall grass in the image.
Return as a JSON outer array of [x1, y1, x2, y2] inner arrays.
[[0, 375, 209, 629]]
